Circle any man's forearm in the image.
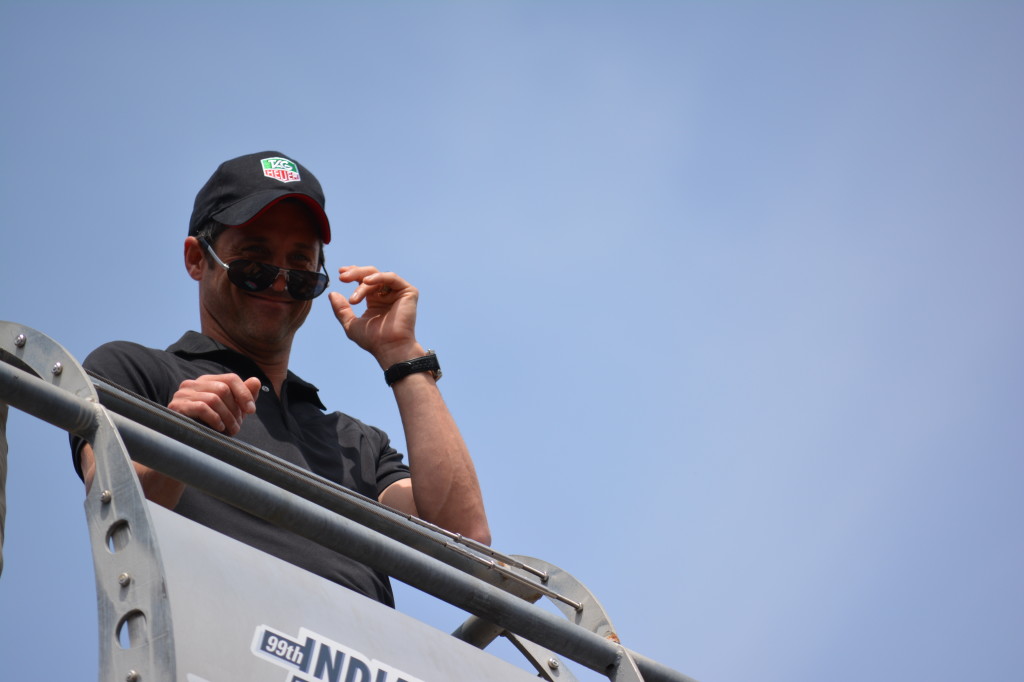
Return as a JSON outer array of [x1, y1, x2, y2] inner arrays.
[[80, 443, 184, 510], [390, 371, 491, 545]]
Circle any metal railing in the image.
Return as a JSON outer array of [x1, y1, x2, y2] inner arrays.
[[0, 321, 696, 682]]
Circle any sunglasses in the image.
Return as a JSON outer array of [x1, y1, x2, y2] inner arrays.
[[200, 237, 330, 301]]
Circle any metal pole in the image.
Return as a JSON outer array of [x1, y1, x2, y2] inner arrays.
[[0, 360, 697, 682], [110, 413, 699, 682], [88, 374, 546, 602], [0, 360, 97, 437]]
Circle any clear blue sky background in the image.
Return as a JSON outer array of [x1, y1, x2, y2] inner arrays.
[[2, 2, 1022, 681]]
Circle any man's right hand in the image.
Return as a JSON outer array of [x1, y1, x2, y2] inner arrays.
[[81, 373, 262, 510], [167, 373, 262, 435]]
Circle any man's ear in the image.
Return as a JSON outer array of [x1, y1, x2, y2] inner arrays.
[[184, 236, 205, 281]]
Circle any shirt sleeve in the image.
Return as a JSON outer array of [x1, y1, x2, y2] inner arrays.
[[370, 425, 411, 498], [68, 341, 178, 479]]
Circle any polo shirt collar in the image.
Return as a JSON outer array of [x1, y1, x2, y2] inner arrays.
[[166, 331, 327, 411]]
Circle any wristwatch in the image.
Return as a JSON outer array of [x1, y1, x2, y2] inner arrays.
[[384, 350, 442, 386]]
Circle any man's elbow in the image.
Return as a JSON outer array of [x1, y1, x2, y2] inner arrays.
[[464, 521, 491, 547]]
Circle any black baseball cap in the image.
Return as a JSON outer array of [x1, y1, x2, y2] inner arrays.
[[189, 151, 332, 244]]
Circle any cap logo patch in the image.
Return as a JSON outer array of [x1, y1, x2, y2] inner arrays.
[[261, 157, 301, 183]]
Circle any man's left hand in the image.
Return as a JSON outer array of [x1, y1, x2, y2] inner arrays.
[[328, 266, 424, 368]]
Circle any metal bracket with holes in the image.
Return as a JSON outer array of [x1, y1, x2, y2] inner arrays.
[[0, 321, 175, 682]]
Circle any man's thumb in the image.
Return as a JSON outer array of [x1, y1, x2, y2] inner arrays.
[[244, 376, 262, 400], [329, 291, 355, 328]]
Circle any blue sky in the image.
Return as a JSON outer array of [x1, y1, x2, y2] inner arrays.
[[2, 2, 1023, 681]]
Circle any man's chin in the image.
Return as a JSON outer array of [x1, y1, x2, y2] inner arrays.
[[240, 311, 308, 346]]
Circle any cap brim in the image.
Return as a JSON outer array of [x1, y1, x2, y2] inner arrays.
[[212, 190, 331, 244]]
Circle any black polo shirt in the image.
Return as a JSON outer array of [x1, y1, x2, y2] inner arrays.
[[72, 331, 410, 605]]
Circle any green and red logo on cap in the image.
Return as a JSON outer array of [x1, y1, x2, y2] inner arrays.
[[261, 157, 301, 183]]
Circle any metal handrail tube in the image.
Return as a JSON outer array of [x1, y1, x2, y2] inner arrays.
[[108, 409, 692, 679], [0, 361, 98, 438], [109, 412, 696, 682], [0, 360, 696, 682], [88, 374, 547, 602]]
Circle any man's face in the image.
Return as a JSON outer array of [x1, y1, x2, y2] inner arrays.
[[197, 199, 324, 356]]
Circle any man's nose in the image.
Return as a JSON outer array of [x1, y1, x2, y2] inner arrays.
[[270, 267, 289, 293]]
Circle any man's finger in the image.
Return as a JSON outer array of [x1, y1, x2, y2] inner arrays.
[[337, 265, 380, 282], [223, 375, 257, 414], [329, 291, 356, 329], [195, 373, 257, 415], [168, 396, 228, 433], [170, 374, 258, 434]]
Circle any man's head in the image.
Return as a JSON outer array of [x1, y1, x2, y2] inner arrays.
[[185, 152, 332, 357], [189, 151, 331, 244]]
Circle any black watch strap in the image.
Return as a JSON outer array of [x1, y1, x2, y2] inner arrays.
[[384, 350, 442, 386]]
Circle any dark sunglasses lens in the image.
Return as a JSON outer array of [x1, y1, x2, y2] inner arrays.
[[227, 260, 278, 292], [287, 271, 329, 300], [224, 259, 327, 300]]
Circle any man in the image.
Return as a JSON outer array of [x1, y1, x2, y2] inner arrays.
[[72, 151, 489, 605]]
